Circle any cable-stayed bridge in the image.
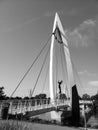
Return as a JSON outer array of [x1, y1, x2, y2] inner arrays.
[[0, 13, 92, 122]]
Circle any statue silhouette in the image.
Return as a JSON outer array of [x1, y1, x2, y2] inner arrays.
[[58, 80, 63, 94]]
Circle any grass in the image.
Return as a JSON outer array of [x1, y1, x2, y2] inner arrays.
[[87, 115, 98, 129], [0, 120, 34, 130], [0, 119, 81, 130], [0, 118, 98, 130]]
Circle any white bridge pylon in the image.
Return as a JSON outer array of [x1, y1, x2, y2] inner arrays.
[[49, 13, 75, 119]]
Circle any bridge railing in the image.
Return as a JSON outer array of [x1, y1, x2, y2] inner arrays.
[[0, 99, 93, 115], [8, 98, 70, 114], [79, 100, 93, 105]]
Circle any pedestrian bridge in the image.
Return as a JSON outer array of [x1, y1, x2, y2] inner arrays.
[[0, 13, 93, 122], [8, 99, 70, 116], [8, 99, 92, 117]]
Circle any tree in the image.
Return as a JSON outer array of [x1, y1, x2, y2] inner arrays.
[[91, 92, 98, 101], [82, 93, 90, 100], [56, 93, 67, 100], [23, 96, 29, 100], [34, 93, 47, 105], [35, 93, 47, 99], [0, 86, 6, 100], [14, 96, 22, 100], [91, 92, 98, 115], [59, 93, 67, 100]]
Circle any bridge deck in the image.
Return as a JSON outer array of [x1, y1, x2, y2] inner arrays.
[[0, 99, 92, 117], [8, 100, 70, 116]]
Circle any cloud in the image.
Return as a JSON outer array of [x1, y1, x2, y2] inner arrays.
[[83, 19, 96, 26], [89, 81, 98, 86], [78, 70, 96, 76], [66, 18, 98, 47]]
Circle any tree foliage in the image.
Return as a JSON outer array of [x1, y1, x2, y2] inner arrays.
[[82, 93, 91, 100], [91, 92, 98, 101], [91, 92, 98, 115], [35, 93, 47, 99], [0, 86, 6, 100], [56, 93, 67, 100]]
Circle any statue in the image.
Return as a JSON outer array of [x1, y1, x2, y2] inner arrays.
[[58, 80, 63, 94]]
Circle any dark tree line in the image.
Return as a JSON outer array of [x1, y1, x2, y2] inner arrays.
[[0, 87, 50, 101], [81, 92, 98, 116], [0, 86, 67, 100], [0, 86, 97, 101], [91, 92, 98, 116]]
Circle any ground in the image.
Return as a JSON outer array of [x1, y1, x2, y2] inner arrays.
[[0, 120, 97, 130]]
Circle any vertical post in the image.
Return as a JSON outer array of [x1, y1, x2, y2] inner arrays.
[[9, 101, 13, 114]]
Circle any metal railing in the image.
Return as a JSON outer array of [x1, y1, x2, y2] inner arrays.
[[0, 99, 92, 116], [8, 99, 70, 115]]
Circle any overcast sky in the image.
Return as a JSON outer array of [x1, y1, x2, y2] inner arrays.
[[0, 0, 98, 97]]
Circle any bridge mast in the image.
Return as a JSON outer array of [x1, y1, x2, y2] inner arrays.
[[49, 13, 75, 106], [49, 13, 57, 103]]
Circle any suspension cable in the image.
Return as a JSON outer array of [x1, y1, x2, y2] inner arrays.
[[55, 42, 59, 96], [71, 60, 86, 96], [31, 43, 50, 96], [42, 58, 49, 93], [54, 29, 83, 96], [60, 45, 69, 98], [62, 34, 86, 95], [41, 48, 49, 93], [60, 45, 64, 81], [56, 30, 85, 96], [54, 30, 69, 96], [62, 36, 86, 95], [10, 34, 52, 97]]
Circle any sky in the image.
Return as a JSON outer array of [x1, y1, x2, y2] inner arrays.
[[0, 0, 98, 97]]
